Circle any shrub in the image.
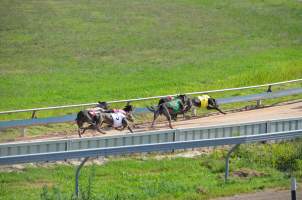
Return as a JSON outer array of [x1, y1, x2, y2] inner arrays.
[[234, 140, 302, 175]]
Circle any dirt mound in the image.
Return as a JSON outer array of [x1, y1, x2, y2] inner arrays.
[[232, 168, 266, 178], [196, 186, 208, 194]]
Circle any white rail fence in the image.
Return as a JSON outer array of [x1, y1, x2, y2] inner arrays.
[[0, 79, 301, 130]]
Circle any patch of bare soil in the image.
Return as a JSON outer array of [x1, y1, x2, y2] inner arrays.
[[232, 168, 266, 178], [196, 186, 208, 194], [0, 157, 108, 172], [154, 149, 213, 160], [0, 148, 217, 172]]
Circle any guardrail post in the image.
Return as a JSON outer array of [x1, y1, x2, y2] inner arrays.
[[20, 128, 26, 137], [225, 144, 240, 182], [267, 85, 272, 92], [172, 129, 177, 153], [65, 140, 72, 151], [256, 100, 262, 107], [31, 110, 37, 119], [75, 157, 89, 198], [266, 121, 271, 134], [291, 177, 297, 200]]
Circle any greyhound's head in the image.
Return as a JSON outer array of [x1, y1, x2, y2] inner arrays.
[[123, 104, 135, 122], [123, 104, 133, 112], [97, 101, 109, 109], [177, 94, 191, 109], [177, 94, 187, 102]]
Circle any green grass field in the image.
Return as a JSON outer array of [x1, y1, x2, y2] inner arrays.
[[0, 141, 301, 200], [0, 0, 302, 112]]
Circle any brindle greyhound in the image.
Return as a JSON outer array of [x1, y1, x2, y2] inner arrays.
[[148, 95, 192, 119], [147, 95, 192, 129], [76, 103, 134, 137]]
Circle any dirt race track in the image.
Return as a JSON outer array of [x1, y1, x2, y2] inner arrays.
[[75, 100, 302, 138], [14, 100, 302, 142], [145, 101, 302, 129]]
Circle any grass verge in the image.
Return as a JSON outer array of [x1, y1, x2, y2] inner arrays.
[[0, 140, 301, 200]]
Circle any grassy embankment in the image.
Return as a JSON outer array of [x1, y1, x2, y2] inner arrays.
[[0, 0, 302, 114]]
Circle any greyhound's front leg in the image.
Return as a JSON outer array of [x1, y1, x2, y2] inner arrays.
[[115, 127, 124, 131], [191, 107, 197, 117], [215, 107, 226, 115], [79, 127, 89, 137], [121, 119, 133, 133], [127, 125, 133, 133], [95, 125, 107, 134], [78, 128, 83, 138]]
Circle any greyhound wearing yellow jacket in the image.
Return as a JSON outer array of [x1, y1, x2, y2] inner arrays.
[[191, 95, 226, 116]]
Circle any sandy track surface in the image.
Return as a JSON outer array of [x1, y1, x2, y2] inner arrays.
[[8, 101, 302, 143], [146, 101, 302, 130]]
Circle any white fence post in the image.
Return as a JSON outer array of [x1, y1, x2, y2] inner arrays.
[[291, 177, 297, 200]]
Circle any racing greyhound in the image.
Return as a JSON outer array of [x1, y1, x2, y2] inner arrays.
[[76, 103, 134, 137]]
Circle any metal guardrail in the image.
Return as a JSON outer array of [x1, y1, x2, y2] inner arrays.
[[216, 88, 302, 104], [0, 79, 301, 115], [0, 129, 301, 165], [1, 119, 301, 197], [1, 87, 302, 130], [1, 117, 301, 157]]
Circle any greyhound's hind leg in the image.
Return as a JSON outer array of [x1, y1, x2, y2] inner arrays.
[[151, 110, 160, 128], [162, 106, 173, 129]]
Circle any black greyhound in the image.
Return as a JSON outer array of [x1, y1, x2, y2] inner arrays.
[[76, 103, 134, 137]]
